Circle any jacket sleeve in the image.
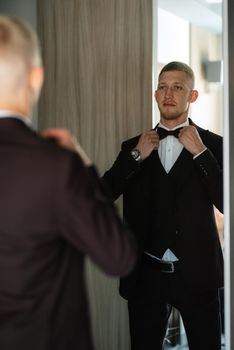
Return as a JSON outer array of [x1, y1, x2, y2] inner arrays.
[[194, 144, 223, 213], [103, 141, 141, 200], [59, 153, 137, 276]]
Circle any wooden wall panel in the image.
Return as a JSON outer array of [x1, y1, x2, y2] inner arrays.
[[37, 1, 152, 349], [38, 0, 152, 169]]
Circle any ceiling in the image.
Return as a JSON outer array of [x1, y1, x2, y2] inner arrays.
[[158, 0, 222, 34]]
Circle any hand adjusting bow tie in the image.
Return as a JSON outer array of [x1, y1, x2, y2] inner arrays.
[[157, 127, 183, 140]]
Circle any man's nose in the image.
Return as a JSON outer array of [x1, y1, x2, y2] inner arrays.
[[164, 87, 174, 97]]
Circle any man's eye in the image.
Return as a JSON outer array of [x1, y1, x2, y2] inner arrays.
[[158, 86, 166, 90], [174, 86, 183, 91]]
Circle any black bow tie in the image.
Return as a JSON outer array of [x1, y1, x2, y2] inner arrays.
[[157, 127, 183, 140]]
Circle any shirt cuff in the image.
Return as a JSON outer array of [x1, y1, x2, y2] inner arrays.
[[193, 147, 207, 159]]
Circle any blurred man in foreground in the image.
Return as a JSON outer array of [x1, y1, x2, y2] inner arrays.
[[0, 15, 136, 350]]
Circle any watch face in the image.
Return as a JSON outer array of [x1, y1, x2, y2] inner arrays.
[[131, 149, 141, 161], [132, 150, 138, 158]]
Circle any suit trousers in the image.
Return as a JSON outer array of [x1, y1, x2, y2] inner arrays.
[[127, 260, 221, 350]]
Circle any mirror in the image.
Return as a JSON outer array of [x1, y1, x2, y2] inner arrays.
[[153, 0, 224, 348], [0, 0, 229, 348]]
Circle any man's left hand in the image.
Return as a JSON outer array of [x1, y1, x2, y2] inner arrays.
[[178, 126, 206, 156]]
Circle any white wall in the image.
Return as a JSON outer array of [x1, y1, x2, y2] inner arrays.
[[154, 8, 190, 125], [157, 8, 190, 65], [190, 25, 223, 134], [154, 6, 223, 136]]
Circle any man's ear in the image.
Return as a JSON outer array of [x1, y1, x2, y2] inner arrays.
[[190, 89, 199, 103], [28, 66, 44, 96], [154, 90, 158, 101]]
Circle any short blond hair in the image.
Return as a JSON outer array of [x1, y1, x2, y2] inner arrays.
[[0, 16, 42, 95], [159, 61, 195, 89], [0, 15, 41, 69]]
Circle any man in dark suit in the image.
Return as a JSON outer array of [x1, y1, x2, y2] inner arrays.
[[103, 62, 223, 349], [0, 15, 136, 350]]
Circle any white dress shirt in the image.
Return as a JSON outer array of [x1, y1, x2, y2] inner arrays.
[[157, 120, 189, 173]]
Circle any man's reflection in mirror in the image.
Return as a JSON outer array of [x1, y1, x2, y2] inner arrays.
[[103, 61, 223, 350]]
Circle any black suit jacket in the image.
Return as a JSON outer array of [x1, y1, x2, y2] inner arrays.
[[0, 117, 136, 350], [103, 119, 223, 299]]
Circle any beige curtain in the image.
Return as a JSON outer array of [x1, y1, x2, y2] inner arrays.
[[37, 1, 152, 349]]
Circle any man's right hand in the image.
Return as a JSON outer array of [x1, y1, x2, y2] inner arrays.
[[135, 130, 159, 161], [41, 128, 92, 167]]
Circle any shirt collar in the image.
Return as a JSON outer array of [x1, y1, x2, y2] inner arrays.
[[158, 119, 189, 130], [0, 110, 32, 126]]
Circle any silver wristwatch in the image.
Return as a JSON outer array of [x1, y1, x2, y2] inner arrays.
[[130, 148, 141, 162]]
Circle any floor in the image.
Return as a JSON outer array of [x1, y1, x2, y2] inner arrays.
[[164, 334, 226, 349]]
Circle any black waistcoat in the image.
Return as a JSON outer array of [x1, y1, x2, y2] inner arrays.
[[144, 149, 193, 258]]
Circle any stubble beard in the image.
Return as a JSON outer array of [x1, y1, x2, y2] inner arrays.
[[159, 106, 189, 122], [160, 112, 182, 121]]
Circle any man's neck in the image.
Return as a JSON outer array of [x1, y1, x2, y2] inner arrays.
[[159, 116, 189, 129], [0, 103, 31, 120]]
